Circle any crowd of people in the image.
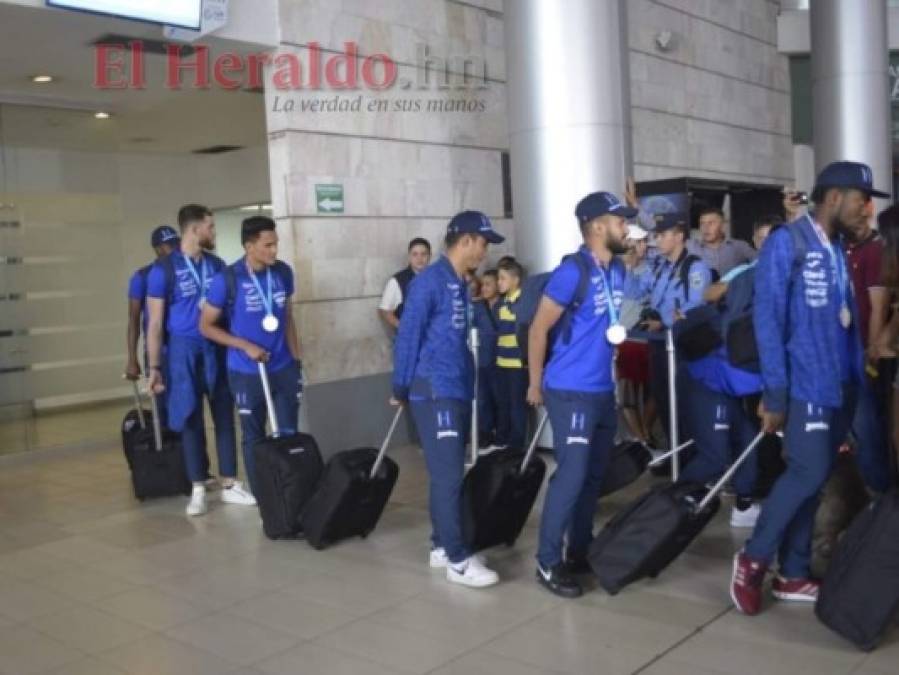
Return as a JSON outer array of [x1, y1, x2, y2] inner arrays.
[[125, 160, 898, 614], [383, 161, 899, 608]]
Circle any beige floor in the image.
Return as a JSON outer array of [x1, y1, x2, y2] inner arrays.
[[0, 401, 133, 457], [0, 438, 894, 675]]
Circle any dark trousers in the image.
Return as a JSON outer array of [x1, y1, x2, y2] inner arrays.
[[650, 341, 692, 448], [167, 336, 235, 484], [745, 388, 857, 577], [681, 378, 758, 498], [537, 388, 617, 568], [851, 376, 890, 493], [495, 367, 529, 449], [228, 363, 301, 495], [410, 398, 471, 564], [477, 365, 499, 444]]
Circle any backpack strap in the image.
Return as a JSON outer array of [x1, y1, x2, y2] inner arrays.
[[556, 252, 592, 343], [158, 254, 176, 303], [678, 254, 701, 301], [224, 265, 238, 312]]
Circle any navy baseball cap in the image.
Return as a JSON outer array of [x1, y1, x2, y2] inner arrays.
[[151, 225, 180, 248], [653, 212, 688, 232], [446, 211, 505, 244], [814, 161, 889, 199], [575, 192, 638, 225]]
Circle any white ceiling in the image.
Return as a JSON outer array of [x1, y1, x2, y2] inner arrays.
[[0, 2, 268, 154]]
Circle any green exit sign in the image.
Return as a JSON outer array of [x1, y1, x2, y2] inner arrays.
[[315, 184, 344, 214]]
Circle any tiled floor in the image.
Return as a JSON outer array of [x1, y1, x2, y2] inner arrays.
[[0, 437, 894, 675]]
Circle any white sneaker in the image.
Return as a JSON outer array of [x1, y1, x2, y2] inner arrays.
[[730, 502, 761, 528], [446, 556, 499, 588], [221, 481, 257, 506], [186, 485, 207, 517], [429, 548, 486, 569]]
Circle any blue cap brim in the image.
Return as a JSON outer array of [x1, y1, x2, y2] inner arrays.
[[483, 230, 505, 244], [610, 205, 639, 218]]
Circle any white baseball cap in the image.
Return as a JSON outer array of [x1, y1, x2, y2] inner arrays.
[[627, 224, 649, 240]]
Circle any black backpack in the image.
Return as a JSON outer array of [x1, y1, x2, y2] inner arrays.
[[723, 224, 807, 372], [514, 253, 593, 366]]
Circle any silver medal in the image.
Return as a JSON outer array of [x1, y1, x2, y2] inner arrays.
[[606, 323, 627, 345], [839, 305, 851, 329], [262, 314, 279, 333]]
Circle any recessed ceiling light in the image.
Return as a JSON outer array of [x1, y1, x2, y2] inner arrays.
[[31, 75, 55, 83], [94, 111, 111, 120]]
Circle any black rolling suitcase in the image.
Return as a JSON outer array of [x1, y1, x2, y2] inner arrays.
[[590, 431, 766, 594], [302, 407, 403, 550], [815, 490, 899, 651], [589, 328, 754, 594], [122, 381, 154, 470], [253, 363, 324, 540], [599, 440, 654, 497], [461, 412, 548, 552], [129, 389, 191, 501]]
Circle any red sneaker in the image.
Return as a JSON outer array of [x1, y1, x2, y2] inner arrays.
[[730, 551, 768, 615], [772, 575, 820, 603]]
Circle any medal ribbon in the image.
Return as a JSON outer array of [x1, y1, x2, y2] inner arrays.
[[806, 215, 849, 317], [246, 261, 274, 317], [183, 253, 208, 302]]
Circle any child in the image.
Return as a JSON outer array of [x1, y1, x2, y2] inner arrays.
[[495, 259, 528, 449], [473, 270, 500, 448]]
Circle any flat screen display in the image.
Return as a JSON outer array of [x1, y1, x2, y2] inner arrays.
[[47, 1, 202, 30]]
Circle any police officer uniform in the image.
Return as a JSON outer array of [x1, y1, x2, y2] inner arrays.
[[626, 216, 713, 444]]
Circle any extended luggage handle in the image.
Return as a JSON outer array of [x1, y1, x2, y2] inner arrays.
[[520, 411, 549, 475], [258, 361, 281, 437], [147, 385, 164, 452], [370, 406, 404, 479], [647, 439, 695, 468], [129, 380, 147, 430], [665, 328, 680, 482], [469, 326, 479, 468], [696, 431, 766, 513]]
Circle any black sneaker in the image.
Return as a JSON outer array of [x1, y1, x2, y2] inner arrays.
[[536, 563, 583, 598], [562, 554, 592, 576]]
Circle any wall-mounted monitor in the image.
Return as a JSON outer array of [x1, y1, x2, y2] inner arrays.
[[47, 1, 202, 30]]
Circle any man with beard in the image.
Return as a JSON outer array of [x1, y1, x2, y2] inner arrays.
[[526, 192, 634, 598], [147, 205, 250, 517], [392, 211, 505, 588], [730, 162, 876, 616]]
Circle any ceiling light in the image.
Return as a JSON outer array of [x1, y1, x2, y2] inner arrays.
[[94, 111, 111, 120], [240, 204, 262, 211], [261, 204, 272, 210], [31, 75, 55, 83]]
